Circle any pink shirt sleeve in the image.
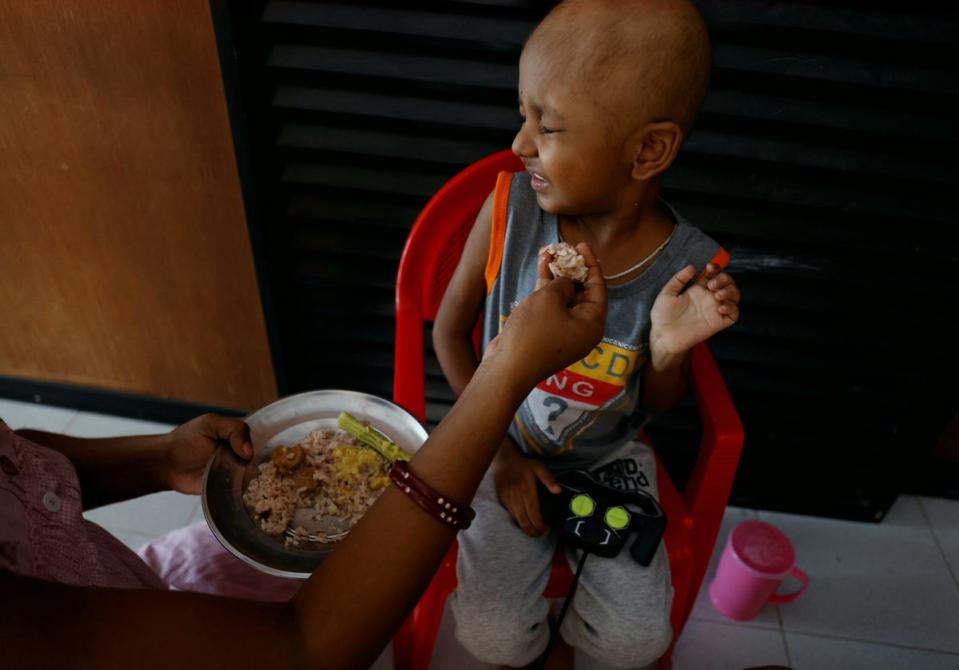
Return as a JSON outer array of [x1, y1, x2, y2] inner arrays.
[[0, 421, 164, 590]]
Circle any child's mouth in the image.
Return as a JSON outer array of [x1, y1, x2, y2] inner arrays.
[[529, 172, 549, 191]]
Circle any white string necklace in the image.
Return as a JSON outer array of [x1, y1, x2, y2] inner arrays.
[[561, 223, 677, 281]]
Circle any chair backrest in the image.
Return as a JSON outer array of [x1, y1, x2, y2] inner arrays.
[[394, 150, 523, 421]]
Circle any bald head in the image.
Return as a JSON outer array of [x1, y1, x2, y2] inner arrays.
[[524, 0, 710, 135]]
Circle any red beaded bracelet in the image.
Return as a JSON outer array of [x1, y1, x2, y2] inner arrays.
[[389, 461, 475, 530]]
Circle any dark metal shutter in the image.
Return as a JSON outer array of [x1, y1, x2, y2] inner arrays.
[[216, 0, 959, 521]]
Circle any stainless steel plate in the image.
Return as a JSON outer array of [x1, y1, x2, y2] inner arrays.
[[202, 390, 427, 579]]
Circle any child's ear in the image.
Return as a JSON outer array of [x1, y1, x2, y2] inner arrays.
[[630, 121, 684, 182]]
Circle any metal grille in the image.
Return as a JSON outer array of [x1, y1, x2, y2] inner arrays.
[[220, 0, 959, 520]]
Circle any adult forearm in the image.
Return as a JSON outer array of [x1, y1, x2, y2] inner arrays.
[[1, 361, 531, 670], [0, 574, 303, 670], [292, 355, 528, 668], [1, 267, 607, 670], [14, 430, 167, 508], [9, 354, 529, 669]]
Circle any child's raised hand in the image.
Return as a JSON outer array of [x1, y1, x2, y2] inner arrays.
[[161, 414, 253, 494], [649, 263, 740, 359]]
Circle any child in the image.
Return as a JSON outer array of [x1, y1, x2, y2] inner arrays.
[[433, 1, 741, 668]]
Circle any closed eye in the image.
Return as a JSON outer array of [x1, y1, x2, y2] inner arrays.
[[540, 125, 559, 135]]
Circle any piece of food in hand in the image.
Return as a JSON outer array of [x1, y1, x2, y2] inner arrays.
[[542, 242, 588, 282]]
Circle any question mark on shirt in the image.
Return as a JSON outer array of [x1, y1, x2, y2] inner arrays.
[[543, 397, 568, 436]]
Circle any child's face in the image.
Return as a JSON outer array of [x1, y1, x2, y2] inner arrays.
[[512, 46, 637, 216]]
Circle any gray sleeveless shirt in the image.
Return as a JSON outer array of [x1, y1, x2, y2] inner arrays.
[[483, 172, 723, 468]]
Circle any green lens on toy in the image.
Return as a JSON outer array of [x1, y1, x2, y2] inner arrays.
[[569, 494, 595, 517], [604, 506, 630, 530]]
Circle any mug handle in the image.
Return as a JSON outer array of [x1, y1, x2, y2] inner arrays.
[[768, 567, 809, 604]]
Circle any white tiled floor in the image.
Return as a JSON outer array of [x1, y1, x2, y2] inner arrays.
[[4, 397, 959, 670]]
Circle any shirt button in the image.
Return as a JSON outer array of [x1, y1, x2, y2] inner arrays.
[[0, 455, 17, 476], [42, 491, 62, 513]]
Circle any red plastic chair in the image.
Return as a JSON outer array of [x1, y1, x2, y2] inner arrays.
[[392, 150, 744, 670]]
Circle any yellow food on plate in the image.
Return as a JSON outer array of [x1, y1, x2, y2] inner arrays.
[[333, 443, 391, 490]]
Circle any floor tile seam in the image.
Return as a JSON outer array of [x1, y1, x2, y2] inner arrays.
[[687, 614, 787, 632], [775, 606, 792, 666], [783, 629, 959, 656], [917, 497, 959, 592]]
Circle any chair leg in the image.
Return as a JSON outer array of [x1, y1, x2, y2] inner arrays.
[[394, 542, 460, 670], [392, 615, 415, 670], [408, 575, 455, 670]]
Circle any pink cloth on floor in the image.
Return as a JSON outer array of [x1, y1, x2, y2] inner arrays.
[[137, 522, 302, 602], [0, 421, 164, 590]]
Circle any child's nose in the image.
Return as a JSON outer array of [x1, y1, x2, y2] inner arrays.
[[511, 123, 536, 159]]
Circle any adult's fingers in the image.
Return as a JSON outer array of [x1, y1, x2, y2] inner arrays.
[[539, 275, 578, 306], [535, 249, 554, 291], [571, 243, 607, 317], [203, 414, 253, 459]]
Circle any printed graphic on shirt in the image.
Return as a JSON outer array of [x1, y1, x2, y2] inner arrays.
[[520, 338, 644, 452], [592, 457, 652, 492]]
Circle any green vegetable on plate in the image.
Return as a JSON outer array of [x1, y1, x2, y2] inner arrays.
[[337, 411, 411, 462]]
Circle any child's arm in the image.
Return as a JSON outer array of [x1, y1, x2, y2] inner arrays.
[[16, 414, 252, 509], [0, 266, 608, 670], [643, 263, 740, 413], [641, 349, 690, 415], [432, 191, 495, 396]]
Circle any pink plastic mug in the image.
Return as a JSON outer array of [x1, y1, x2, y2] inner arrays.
[[708, 520, 809, 621]]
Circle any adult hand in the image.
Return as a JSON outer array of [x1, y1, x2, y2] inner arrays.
[[649, 262, 740, 360], [489, 243, 607, 387], [161, 414, 252, 494], [492, 437, 561, 536]]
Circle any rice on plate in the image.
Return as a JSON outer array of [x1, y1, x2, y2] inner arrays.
[[242, 428, 390, 546]]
